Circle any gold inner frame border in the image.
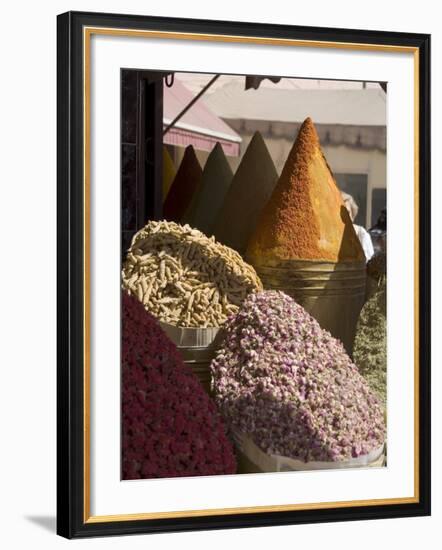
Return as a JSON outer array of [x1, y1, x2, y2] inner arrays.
[[82, 26, 420, 523]]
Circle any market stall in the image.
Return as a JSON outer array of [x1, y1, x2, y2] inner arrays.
[[120, 71, 387, 478]]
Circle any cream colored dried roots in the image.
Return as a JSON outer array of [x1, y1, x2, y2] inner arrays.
[[122, 221, 263, 328]]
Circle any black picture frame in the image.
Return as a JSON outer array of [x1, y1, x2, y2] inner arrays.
[[57, 10, 431, 539]]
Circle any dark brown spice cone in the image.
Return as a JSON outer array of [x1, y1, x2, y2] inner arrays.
[[182, 143, 233, 236], [163, 145, 202, 222], [213, 132, 278, 254]]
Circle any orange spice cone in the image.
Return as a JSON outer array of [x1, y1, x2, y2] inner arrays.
[[246, 118, 366, 355], [163, 146, 202, 222], [246, 117, 364, 264], [213, 132, 278, 254]]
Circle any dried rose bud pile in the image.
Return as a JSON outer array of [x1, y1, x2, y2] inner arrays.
[[122, 292, 236, 479], [122, 220, 262, 327], [211, 290, 385, 462]]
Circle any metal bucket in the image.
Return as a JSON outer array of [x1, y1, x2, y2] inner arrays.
[[159, 322, 223, 394], [235, 434, 385, 474], [252, 259, 367, 356]]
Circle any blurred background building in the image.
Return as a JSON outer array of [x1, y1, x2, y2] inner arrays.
[[166, 74, 386, 229]]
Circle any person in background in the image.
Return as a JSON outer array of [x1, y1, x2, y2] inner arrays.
[[369, 208, 387, 255], [341, 192, 374, 262]]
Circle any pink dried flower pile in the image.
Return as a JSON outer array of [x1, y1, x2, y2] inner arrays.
[[211, 291, 386, 463], [122, 292, 236, 479]]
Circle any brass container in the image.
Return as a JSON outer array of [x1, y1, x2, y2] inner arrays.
[[253, 259, 367, 356], [159, 322, 222, 395]]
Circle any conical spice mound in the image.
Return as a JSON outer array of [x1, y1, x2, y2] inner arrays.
[[246, 118, 364, 263], [162, 146, 176, 201], [163, 145, 202, 222], [182, 143, 233, 236], [213, 132, 278, 254]]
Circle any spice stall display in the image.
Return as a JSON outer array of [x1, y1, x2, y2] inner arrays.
[[182, 142, 233, 235], [353, 278, 387, 408], [211, 290, 386, 472], [122, 292, 237, 479], [163, 145, 202, 222], [162, 146, 176, 201], [122, 220, 263, 390], [117, 70, 389, 487], [246, 117, 366, 355], [213, 131, 278, 254]]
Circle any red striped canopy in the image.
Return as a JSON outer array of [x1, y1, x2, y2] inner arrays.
[[163, 78, 241, 157]]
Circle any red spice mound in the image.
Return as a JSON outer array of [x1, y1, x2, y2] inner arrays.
[[246, 118, 364, 263], [122, 292, 236, 479], [163, 145, 202, 222]]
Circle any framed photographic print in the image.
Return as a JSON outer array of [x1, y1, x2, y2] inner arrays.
[[57, 10, 431, 539]]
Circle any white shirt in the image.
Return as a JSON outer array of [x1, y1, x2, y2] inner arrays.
[[354, 224, 374, 262]]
